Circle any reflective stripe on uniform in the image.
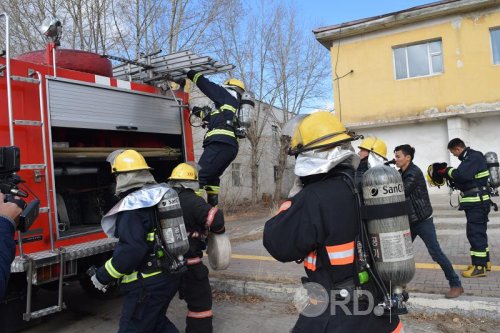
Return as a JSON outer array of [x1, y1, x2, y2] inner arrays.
[[470, 250, 487, 258], [326, 241, 355, 265], [220, 104, 237, 113], [187, 257, 202, 265], [392, 321, 404, 333], [205, 129, 235, 138], [205, 185, 220, 195], [206, 207, 219, 229], [447, 167, 455, 179], [475, 170, 490, 179], [304, 251, 317, 271], [121, 270, 163, 284], [187, 310, 213, 318], [193, 73, 202, 84], [459, 194, 490, 203], [146, 232, 155, 242], [105, 258, 124, 279]]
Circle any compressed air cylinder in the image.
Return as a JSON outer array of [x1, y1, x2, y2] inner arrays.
[[362, 165, 415, 288], [157, 189, 189, 257], [485, 152, 500, 188]]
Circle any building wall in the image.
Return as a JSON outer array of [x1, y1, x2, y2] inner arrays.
[[188, 89, 295, 204], [330, 8, 500, 124]]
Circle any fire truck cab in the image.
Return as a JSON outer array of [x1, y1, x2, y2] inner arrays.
[[0, 13, 232, 331]]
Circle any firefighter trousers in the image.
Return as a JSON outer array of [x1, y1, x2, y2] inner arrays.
[[179, 263, 213, 333], [199, 142, 238, 189], [118, 274, 180, 333], [464, 204, 490, 266]]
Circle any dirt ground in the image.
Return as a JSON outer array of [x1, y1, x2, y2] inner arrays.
[[406, 311, 500, 333]]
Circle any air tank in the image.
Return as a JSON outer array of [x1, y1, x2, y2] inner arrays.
[[485, 152, 500, 188], [362, 165, 415, 290], [157, 189, 189, 257]]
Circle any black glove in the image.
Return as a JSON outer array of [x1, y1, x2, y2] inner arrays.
[[192, 106, 203, 118]]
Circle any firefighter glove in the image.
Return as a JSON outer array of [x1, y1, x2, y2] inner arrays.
[[91, 274, 107, 293]]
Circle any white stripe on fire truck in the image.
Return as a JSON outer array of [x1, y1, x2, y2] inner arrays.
[[116, 80, 132, 90], [95, 75, 111, 86]]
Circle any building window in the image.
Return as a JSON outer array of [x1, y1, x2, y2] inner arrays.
[[491, 28, 500, 64], [271, 125, 279, 143], [273, 166, 278, 182], [393, 39, 443, 79], [232, 163, 241, 186]]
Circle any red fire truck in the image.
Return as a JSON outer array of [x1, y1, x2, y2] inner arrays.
[[0, 14, 232, 330]]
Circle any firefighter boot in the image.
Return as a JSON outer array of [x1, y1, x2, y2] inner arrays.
[[462, 265, 486, 278], [467, 262, 491, 272]]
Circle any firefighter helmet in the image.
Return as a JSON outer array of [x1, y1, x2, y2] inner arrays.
[[224, 78, 245, 91], [107, 149, 152, 173], [169, 163, 198, 181], [358, 137, 388, 160], [287, 111, 353, 155], [426, 164, 446, 187]]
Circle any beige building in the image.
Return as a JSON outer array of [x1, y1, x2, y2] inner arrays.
[[314, 0, 500, 191]]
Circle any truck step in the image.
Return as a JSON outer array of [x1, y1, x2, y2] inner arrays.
[[23, 303, 65, 320], [13, 120, 42, 126]]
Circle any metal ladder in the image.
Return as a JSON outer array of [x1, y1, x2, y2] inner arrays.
[[1, 12, 64, 321], [108, 49, 235, 83]]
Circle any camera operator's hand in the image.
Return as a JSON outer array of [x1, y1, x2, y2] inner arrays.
[[0, 193, 22, 229]]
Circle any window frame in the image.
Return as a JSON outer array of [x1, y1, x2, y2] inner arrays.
[[392, 38, 444, 80], [232, 163, 241, 187], [490, 27, 500, 65]]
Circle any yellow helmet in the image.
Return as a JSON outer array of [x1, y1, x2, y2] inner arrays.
[[108, 149, 151, 173], [169, 163, 198, 181], [288, 111, 354, 155], [224, 78, 245, 91], [358, 137, 387, 160]]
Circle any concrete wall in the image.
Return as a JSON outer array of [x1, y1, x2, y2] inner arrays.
[[351, 113, 500, 193]]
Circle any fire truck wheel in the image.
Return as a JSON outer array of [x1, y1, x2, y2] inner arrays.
[[79, 275, 120, 300]]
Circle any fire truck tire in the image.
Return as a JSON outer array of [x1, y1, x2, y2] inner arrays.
[[15, 49, 113, 77]]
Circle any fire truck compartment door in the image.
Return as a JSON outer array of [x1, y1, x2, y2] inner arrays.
[[47, 77, 182, 134]]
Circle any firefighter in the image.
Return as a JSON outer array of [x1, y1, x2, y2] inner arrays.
[[263, 112, 402, 332], [434, 138, 491, 277], [356, 136, 388, 188], [167, 163, 225, 333], [91, 150, 181, 333], [186, 69, 244, 206]]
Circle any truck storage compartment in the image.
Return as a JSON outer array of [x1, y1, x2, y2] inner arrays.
[[51, 127, 183, 238]]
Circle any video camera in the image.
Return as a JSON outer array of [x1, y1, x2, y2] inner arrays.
[[0, 146, 40, 232]]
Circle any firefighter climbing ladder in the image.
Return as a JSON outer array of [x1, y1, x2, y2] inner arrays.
[[107, 50, 235, 84], [1, 12, 63, 320]]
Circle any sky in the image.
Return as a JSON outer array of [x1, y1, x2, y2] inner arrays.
[[294, 0, 440, 31], [291, 0, 439, 111]]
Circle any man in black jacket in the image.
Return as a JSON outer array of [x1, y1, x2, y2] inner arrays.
[[168, 163, 225, 333], [437, 138, 491, 278], [264, 112, 401, 333], [394, 145, 462, 298], [186, 70, 245, 207]]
